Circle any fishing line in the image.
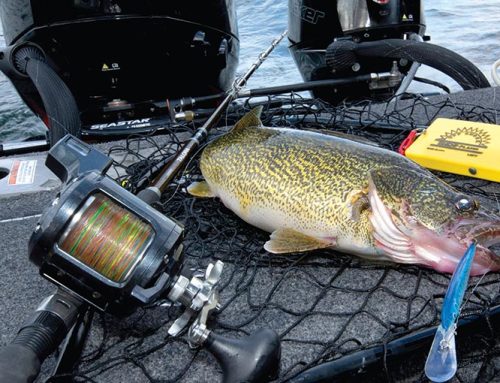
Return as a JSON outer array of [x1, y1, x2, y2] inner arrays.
[[58, 193, 153, 282], [460, 254, 495, 316]]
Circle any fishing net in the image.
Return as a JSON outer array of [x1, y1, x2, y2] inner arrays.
[[54, 92, 500, 383]]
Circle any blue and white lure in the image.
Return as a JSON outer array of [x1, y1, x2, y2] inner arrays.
[[425, 241, 477, 382]]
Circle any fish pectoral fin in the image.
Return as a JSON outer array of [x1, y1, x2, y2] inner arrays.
[[346, 189, 370, 221], [232, 106, 263, 131], [264, 228, 335, 254], [187, 181, 215, 198]]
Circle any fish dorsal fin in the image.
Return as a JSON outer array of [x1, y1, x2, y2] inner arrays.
[[264, 228, 335, 254], [232, 106, 264, 131]]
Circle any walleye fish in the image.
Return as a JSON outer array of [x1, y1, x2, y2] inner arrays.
[[188, 107, 500, 275]]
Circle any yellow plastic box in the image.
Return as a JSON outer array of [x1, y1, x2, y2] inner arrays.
[[405, 118, 500, 182]]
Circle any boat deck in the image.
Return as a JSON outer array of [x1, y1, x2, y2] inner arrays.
[[1, 87, 500, 382]]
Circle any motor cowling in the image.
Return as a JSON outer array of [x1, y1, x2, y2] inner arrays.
[[287, 0, 425, 104]]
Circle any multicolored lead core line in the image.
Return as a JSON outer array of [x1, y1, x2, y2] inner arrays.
[[59, 193, 153, 283]]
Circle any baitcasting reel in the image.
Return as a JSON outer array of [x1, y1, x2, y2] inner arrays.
[[0, 136, 280, 383], [30, 136, 185, 316]]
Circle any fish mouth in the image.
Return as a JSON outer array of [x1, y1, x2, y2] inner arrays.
[[368, 186, 500, 276], [452, 218, 500, 248]]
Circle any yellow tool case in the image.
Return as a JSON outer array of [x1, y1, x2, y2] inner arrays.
[[405, 118, 500, 182]]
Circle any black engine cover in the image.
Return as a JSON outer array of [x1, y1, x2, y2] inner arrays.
[[0, 0, 239, 130]]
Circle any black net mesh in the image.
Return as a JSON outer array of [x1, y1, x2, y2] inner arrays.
[[58, 93, 500, 383]]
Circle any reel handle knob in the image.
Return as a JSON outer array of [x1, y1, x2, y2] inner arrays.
[[205, 328, 281, 383]]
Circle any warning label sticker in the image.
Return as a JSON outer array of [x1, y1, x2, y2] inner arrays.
[[8, 160, 37, 185], [101, 62, 120, 72]]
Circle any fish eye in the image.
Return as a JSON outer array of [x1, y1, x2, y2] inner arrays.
[[455, 197, 478, 212]]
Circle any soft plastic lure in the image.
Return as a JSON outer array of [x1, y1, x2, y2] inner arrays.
[[425, 241, 477, 382]]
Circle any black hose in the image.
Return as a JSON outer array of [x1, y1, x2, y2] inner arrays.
[[14, 46, 81, 146], [244, 75, 375, 97], [325, 39, 490, 90], [413, 76, 451, 94]]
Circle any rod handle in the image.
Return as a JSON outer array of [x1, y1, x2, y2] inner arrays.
[[0, 344, 41, 383], [0, 311, 67, 383], [0, 290, 82, 383]]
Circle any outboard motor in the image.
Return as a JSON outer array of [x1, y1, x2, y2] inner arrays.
[[288, 0, 424, 104], [0, 1, 239, 145], [288, 0, 489, 105]]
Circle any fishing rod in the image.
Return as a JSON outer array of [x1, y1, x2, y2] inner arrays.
[[133, 72, 400, 192], [0, 32, 288, 383], [168, 72, 399, 114], [136, 29, 288, 205]]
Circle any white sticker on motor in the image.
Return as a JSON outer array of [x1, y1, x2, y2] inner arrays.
[[8, 160, 37, 185]]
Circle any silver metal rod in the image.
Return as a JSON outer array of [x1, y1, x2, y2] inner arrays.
[[395, 34, 424, 97]]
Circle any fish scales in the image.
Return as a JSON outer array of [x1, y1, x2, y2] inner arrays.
[[189, 107, 500, 275]]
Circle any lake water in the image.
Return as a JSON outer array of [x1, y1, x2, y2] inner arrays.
[[0, 0, 499, 143]]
